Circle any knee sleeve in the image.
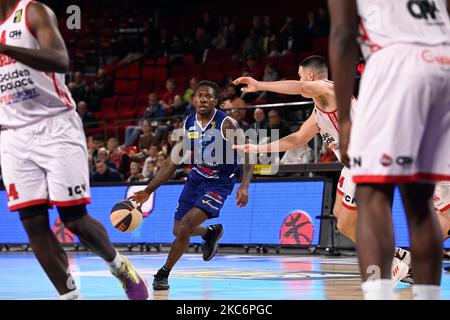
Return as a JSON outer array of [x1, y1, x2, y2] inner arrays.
[[18, 204, 49, 221], [57, 205, 88, 224]]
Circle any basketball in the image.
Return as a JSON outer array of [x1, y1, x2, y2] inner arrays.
[[110, 200, 143, 232]]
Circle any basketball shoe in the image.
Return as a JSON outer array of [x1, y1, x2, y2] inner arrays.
[[202, 224, 224, 261], [112, 255, 150, 300]]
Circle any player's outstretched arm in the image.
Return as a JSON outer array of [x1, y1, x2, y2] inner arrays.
[[129, 146, 180, 205], [0, 2, 69, 73], [233, 112, 319, 153], [223, 118, 252, 208], [233, 77, 329, 98], [328, 0, 358, 167]]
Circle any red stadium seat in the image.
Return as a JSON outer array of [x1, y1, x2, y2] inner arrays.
[[117, 109, 137, 119], [100, 96, 118, 110], [187, 63, 203, 77], [135, 94, 149, 109], [114, 80, 139, 95], [183, 54, 195, 65], [137, 80, 154, 94], [170, 65, 187, 76], [142, 66, 155, 80], [204, 71, 224, 84], [117, 96, 135, 109], [204, 60, 222, 72]]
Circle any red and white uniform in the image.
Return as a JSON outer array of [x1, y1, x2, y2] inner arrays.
[[0, 0, 90, 211], [315, 91, 357, 210], [434, 182, 450, 214], [350, 0, 450, 183]]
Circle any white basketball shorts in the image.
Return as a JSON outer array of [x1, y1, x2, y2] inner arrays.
[[336, 166, 357, 210], [350, 43, 450, 184], [1, 110, 91, 211]]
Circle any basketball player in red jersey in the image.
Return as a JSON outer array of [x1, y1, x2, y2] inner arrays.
[[329, 0, 450, 299], [0, 0, 149, 299]]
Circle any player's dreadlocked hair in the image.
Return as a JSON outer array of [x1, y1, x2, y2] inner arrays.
[[194, 80, 224, 107]]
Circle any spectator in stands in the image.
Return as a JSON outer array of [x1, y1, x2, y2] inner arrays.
[[241, 29, 262, 58], [97, 147, 117, 170], [252, 16, 265, 39], [192, 27, 210, 63], [279, 17, 301, 54], [211, 26, 228, 49], [142, 160, 156, 180], [250, 108, 269, 134], [161, 78, 177, 105], [256, 64, 279, 101], [76, 101, 96, 129], [279, 144, 314, 165], [127, 161, 147, 183], [222, 84, 247, 119], [168, 35, 185, 62], [87, 134, 104, 171], [170, 95, 187, 116], [185, 92, 195, 115], [316, 8, 330, 36], [241, 55, 258, 77], [107, 137, 132, 178], [68, 71, 87, 103], [222, 84, 246, 109], [227, 22, 241, 48], [134, 119, 154, 160], [303, 11, 318, 50], [267, 109, 291, 139], [182, 78, 197, 103], [263, 15, 275, 34], [155, 29, 171, 58], [91, 160, 123, 182], [200, 12, 218, 36], [155, 152, 167, 172], [262, 27, 281, 56], [89, 68, 114, 111], [229, 108, 250, 131], [122, 94, 162, 148]]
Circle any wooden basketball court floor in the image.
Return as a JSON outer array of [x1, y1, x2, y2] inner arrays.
[[1, 252, 450, 300]]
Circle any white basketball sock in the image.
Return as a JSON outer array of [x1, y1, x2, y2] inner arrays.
[[413, 285, 440, 300], [361, 279, 395, 300], [107, 251, 124, 274], [60, 288, 81, 300]]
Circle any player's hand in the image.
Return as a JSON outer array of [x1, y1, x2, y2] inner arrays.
[[232, 144, 259, 153], [339, 120, 352, 168], [233, 77, 259, 93], [236, 185, 249, 208], [128, 189, 151, 206]]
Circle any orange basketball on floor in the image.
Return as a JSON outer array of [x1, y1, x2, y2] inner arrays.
[[110, 200, 143, 232]]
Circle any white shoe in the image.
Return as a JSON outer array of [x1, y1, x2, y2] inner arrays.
[[395, 247, 411, 266], [391, 257, 410, 287]]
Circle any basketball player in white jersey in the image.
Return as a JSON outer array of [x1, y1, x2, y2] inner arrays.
[[0, 0, 149, 299], [329, 0, 450, 299], [233, 55, 450, 286]]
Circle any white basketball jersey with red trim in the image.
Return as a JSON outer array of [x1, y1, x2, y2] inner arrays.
[[357, 0, 450, 59], [0, 0, 75, 128], [314, 97, 356, 163]]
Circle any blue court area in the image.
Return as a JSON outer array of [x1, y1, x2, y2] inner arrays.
[[1, 252, 450, 300]]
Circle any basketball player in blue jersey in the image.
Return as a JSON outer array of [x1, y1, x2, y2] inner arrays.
[[131, 80, 253, 290]]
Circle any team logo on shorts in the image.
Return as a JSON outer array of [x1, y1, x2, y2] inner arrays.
[[205, 191, 223, 204], [13, 9, 22, 23], [201, 199, 219, 210], [380, 154, 393, 167]]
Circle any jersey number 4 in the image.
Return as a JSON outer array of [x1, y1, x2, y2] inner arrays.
[[7, 184, 19, 200]]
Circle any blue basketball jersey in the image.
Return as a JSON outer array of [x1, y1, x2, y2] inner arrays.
[[183, 108, 238, 183]]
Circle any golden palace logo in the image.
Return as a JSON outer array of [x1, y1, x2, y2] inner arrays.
[[13, 9, 22, 23]]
